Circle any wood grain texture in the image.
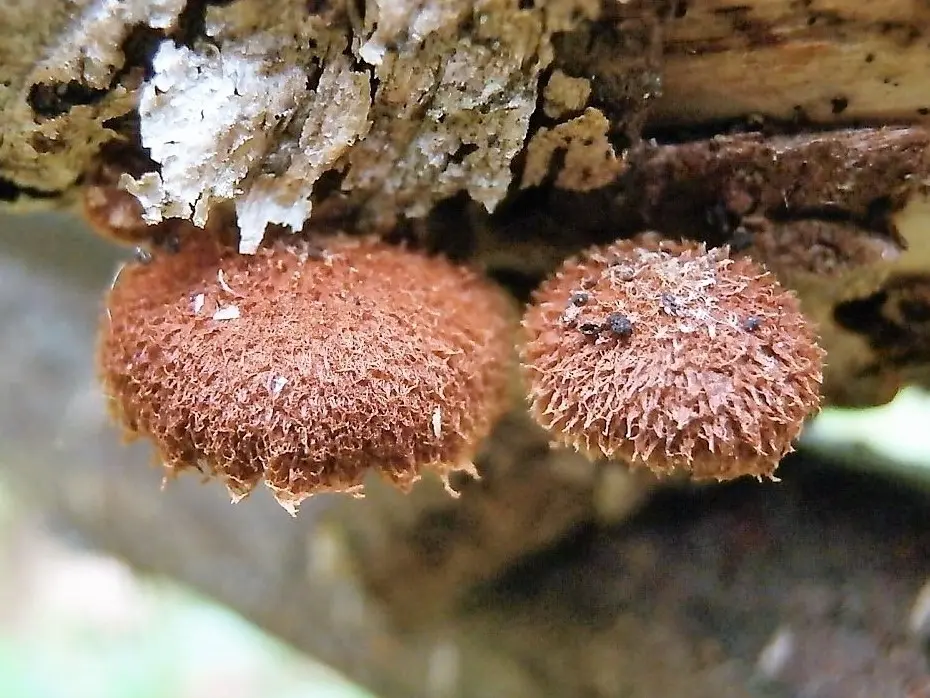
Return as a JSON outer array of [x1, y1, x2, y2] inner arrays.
[[655, 0, 930, 125]]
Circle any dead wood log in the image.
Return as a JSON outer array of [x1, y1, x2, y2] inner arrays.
[[656, 0, 930, 126]]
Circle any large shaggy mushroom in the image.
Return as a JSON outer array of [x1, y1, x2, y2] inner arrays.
[[98, 227, 514, 513]]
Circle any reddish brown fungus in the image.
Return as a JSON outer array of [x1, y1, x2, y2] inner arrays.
[[82, 182, 154, 244], [520, 235, 825, 481], [98, 228, 513, 513]]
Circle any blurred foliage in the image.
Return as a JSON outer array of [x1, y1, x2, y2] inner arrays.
[[0, 485, 374, 698], [803, 387, 930, 489]]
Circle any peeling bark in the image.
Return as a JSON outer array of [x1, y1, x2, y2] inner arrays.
[[656, 0, 930, 126]]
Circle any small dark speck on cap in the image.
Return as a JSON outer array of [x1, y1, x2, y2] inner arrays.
[[605, 312, 633, 337], [744, 315, 761, 332], [569, 291, 590, 306], [830, 97, 849, 114]]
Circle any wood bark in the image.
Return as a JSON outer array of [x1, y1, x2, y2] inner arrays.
[[2, 1, 930, 696], [655, 0, 930, 126]]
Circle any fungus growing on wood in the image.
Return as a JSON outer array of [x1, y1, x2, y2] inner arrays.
[[520, 235, 826, 480], [98, 228, 513, 513]]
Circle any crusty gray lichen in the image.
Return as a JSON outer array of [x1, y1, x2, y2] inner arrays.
[[341, 0, 600, 228], [122, 1, 372, 253], [122, 0, 602, 251], [2, 0, 606, 248]]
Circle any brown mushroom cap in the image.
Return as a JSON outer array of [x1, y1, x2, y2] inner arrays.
[[520, 235, 825, 480], [98, 229, 513, 511], [80, 145, 165, 247]]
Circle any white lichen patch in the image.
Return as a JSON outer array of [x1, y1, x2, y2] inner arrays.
[[212, 305, 240, 321], [122, 7, 374, 253], [122, 41, 309, 233], [65, 0, 608, 248]]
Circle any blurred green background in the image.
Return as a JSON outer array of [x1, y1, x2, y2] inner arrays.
[[0, 389, 927, 698], [0, 478, 375, 698]]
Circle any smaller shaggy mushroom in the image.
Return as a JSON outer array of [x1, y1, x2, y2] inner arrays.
[[98, 227, 513, 513], [520, 235, 825, 480]]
